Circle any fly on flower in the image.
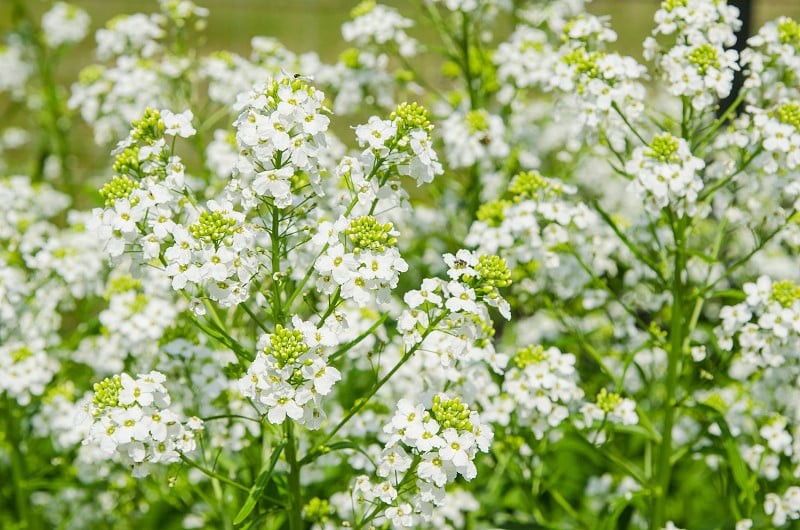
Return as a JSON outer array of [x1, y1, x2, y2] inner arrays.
[[280, 66, 314, 82]]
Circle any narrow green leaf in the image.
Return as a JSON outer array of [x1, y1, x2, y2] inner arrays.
[[710, 289, 747, 301], [692, 402, 756, 510], [724, 436, 755, 509], [234, 440, 287, 525]]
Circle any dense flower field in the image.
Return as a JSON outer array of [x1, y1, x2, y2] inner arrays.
[[4, 0, 800, 528]]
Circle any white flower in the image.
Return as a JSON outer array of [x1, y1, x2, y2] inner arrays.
[[355, 116, 397, 152], [438, 429, 474, 468], [416, 453, 449, 487], [301, 359, 341, 395], [384, 503, 415, 527], [444, 281, 478, 314], [377, 445, 413, 477], [41, 3, 91, 48], [262, 384, 304, 424]]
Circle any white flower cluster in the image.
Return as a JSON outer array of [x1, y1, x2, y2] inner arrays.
[[342, 1, 417, 57], [82, 371, 203, 478], [713, 276, 800, 491], [353, 394, 492, 528], [233, 76, 331, 208], [91, 107, 262, 308], [351, 103, 443, 186], [742, 17, 800, 104], [0, 38, 33, 100], [164, 199, 257, 308], [69, 2, 207, 144], [314, 215, 408, 305], [465, 171, 617, 299], [551, 14, 646, 135], [717, 276, 800, 372], [237, 316, 342, 428], [658, 42, 739, 111], [765, 487, 800, 527], [501, 345, 584, 439], [578, 388, 638, 443], [440, 109, 509, 169], [41, 2, 91, 49], [0, 177, 104, 299], [22, 210, 106, 299], [0, 340, 58, 406], [626, 133, 705, 216], [494, 25, 557, 94], [645, 0, 741, 111], [329, 48, 398, 115], [750, 102, 800, 174], [0, 175, 70, 244], [91, 107, 195, 259], [75, 270, 182, 375], [651, 0, 740, 47]]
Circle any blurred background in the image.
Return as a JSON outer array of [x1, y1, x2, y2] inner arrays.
[[2, 0, 800, 187], [3, 0, 800, 69]]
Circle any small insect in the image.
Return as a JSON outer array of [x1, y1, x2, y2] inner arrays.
[[281, 67, 313, 82], [454, 258, 468, 268], [479, 136, 492, 145]]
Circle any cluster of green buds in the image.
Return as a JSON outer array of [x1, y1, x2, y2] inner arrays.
[[104, 274, 143, 299], [189, 210, 240, 248], [513, 344, 549, 370], [770, 280, 800, 308], [775, 102, 800, 132], [262, 76, 316, 109], [77, 64, 104, 87], [778, 17, 800, 47], [92, 374, 123, 415], [594, 388, 623, 414], [562, 48, 605, 92], [10, 346, 33, 364], [345, 216, 397, 254], [476, 200, 511, 228], [429, 394, 473, 431], [464, 109, 490, 135], [339, 48, 361, 69], [392, 102, 433, 137], [112, 146, 142, 177], [266, 325, 309, 369], [130, 108, 165, 143], [303, 498, 333, 525], [472, 254, 512, 298], [687, 44, 720, 76], [350, 0, 376, 18], [508, 171, 566, 202], [99, 174, 140, 207], [645, 133, 681, 163], [661, 0, 687, 12]]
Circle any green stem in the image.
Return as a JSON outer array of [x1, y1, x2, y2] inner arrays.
[[13, 0, 72, 188], [179, 452, 249, 492], [652, 216, 687, 529], [301, 313, 446, 466], [270, 203, 284, 325], [7, 399, 31, 529], [284, 422, 304, 530]]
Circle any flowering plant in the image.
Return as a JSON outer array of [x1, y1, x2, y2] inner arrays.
[[4, 0, 800, 529]]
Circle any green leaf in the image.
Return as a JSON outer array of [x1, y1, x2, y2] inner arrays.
[[686, 248, 718, 264], [611, 423, 661, 442], [710, 289, 746, 301], [692, 402, 756, 510], [326, 440, 360, 452], [723, 436, 755, 509], [234, 440, 287, 525]]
